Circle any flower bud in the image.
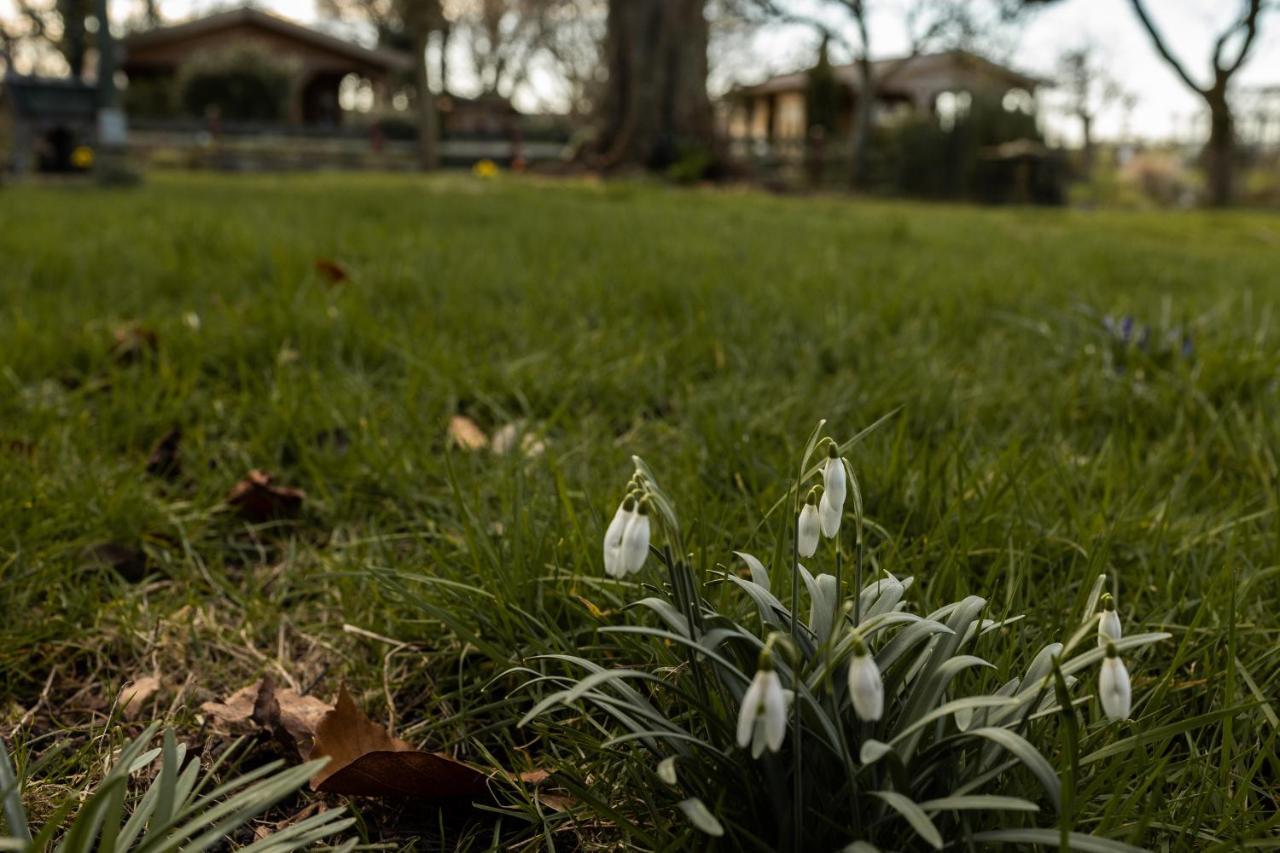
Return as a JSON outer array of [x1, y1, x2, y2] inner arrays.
[[1099, 643, 1131, 722]]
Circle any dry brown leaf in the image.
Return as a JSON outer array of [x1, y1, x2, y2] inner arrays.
[[448, 416, 489, 451], [490, 423, 547, 458], [83, 542, 150, 583], [146, 427, 182, 479], [226, 470, 305, 522], [118, 676, 161, 720], [314, 258, 350, 285], [111, 324, 159, 365], [201, 679, 332, 758], [308, 686, 490, 799]]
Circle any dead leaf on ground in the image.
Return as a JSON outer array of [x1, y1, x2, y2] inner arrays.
[[227, 470, 305, 522], [309, 686, 490, 799], [314, 258, 350, 285], [490, 423, 547, 458], [82, 542, 150, 582], [4, 438, 36, 458], [146, 427, 182, 479], [110, 324, 159, 365], [201, 678, 333, 759], [447, 416, 489, 451], [118, 676, 161, 720]]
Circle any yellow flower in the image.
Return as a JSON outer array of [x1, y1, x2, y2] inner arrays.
[[71, 145, 95, 169], [472, 159, 499, 178]]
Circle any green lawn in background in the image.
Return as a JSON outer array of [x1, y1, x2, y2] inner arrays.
[[1, 172, 1277, 848]]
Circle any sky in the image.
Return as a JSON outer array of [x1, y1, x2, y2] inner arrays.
[[6, 0, 1278, 145]]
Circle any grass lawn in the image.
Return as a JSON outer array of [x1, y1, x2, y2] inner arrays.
[[1, 172, 1278, 849]]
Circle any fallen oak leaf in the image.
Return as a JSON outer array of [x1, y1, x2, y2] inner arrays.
[[309, 686, 490, 800], [447, 415, 488, 451], [227, 470, 305, 522]]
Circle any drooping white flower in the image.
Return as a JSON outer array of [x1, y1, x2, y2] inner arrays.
[[736, 657, 789, 757], [818, 491, 841, 539], [619, 500, 651, 574], [1098, 593, 1122, 647], [1099, 644, 1131, 721], [847, 638, 883, 722], [822, 444, 847, 510], [797, 491, 821, 558], [603, 496, 636, 578]]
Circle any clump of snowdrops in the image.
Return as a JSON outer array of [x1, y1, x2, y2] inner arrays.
[[519, 422, 1169, 851]]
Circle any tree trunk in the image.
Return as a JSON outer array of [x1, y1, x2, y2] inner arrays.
[[595, 0, 715, 171], [438, 21, 450, 97], [412, 26, 439, 171], [1205, 90, 1234, 207], [1080, 112, 1094, 176], [849, 54, 874, 189]]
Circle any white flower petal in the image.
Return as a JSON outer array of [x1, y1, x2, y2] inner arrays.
[[797, 504, 821, 557], [818, 491, 841, 539], [620, 512, 651, 574], [823, 456, 847, 510], [736, 672, 764, 748], [1100, 656, 1131, 721], [762, 671, 788, 752], [848, 654, 884, 722], [1099, 610, 1122, 647], [603, 504, 630, 578]]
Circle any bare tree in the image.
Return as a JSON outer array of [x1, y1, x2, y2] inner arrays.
[[440, 0, 602, 114], [1128, 0, 1271, 206], [318, 0, 443, 170], [1057, 45, 1120, 176]]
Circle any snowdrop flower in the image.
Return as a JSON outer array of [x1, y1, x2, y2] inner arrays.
[[1098, 593, 1122, 647], [736, 650, 789, 757], [797, 489, 821, 558], [619, 499, 652, 575], [602, 495, 636, 579], [1099, 643, 1131, 721], [847, 636, 884, 722], [819, 444, 845, 539]]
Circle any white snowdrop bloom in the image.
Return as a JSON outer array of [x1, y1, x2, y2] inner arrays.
[[1098, 594, 1122, 647], [797, 492, 821, 558], [822, 444, 847, 510], [736, 660, 789, 757], [1099, 644, 1131, 721], [818, 490, 841, 539], [847, 639, 884, 722], [603, 496, 635, 579], [620, 501, 652, 574]]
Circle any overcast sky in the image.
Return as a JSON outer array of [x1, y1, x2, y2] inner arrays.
[[8, 0, 1278, 144]]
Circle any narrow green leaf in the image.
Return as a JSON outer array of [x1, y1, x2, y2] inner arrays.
[[918, 795, 1039, 813], [677, 798, 724, 837], [972, 828, 1146, 852], [870, 790, 943, 850], [964, 727, 1061, 812]]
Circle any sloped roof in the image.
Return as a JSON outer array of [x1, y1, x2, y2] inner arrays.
[[123, 7, 413, 72], [736, 49, 1042, 97]]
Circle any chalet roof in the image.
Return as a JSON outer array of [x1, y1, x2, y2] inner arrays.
[[735, 49, 1043, 97], [122, 7, 413, 72]]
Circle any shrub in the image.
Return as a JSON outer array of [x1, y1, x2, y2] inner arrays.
[[176, 46, 297, 123]]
